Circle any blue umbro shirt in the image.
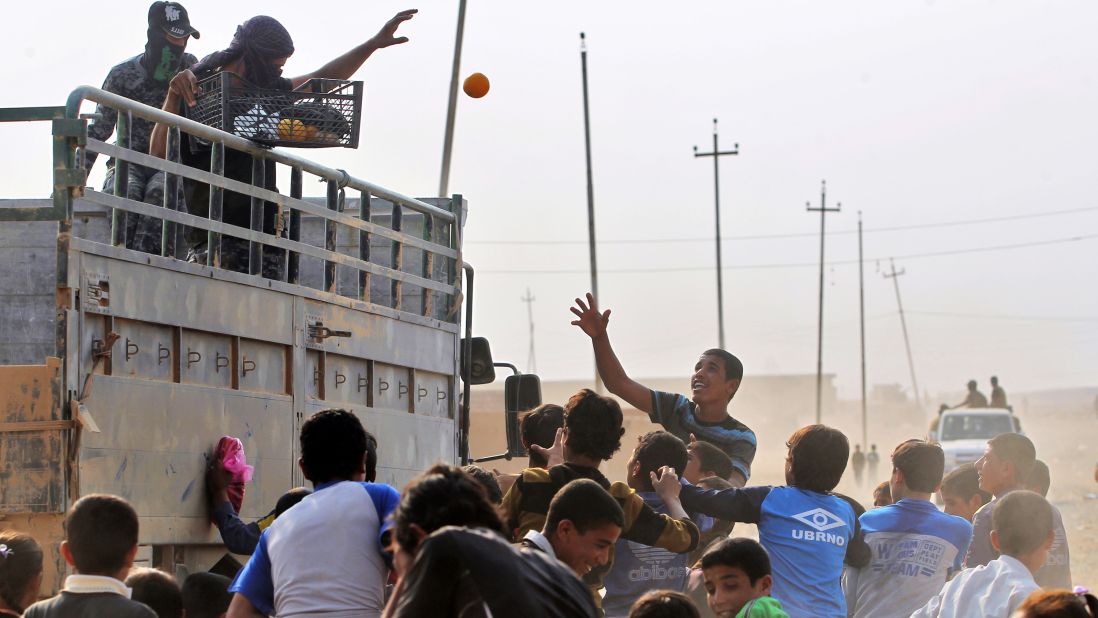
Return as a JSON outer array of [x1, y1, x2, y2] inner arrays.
[[680, 484, 861, 618]]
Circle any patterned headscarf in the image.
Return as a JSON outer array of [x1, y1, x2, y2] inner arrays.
[[192, 16, 295, 88]]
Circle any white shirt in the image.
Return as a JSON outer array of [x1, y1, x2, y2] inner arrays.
[[522, 530, 556, 558], [62, 574, 132, 598], [910, 555, 1039, 618]]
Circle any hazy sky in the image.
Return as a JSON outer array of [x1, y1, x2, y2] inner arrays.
[[2, 0, 1096, 401]]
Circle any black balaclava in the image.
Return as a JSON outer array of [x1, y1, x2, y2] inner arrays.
[[191, 16, 295, 88], [144, 27, 187, 83]]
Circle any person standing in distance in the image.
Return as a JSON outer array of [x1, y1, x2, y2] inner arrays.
[[570, 293, 756, 486]]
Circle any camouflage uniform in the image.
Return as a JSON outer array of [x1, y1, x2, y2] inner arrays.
[[87, 52, 197, 254]]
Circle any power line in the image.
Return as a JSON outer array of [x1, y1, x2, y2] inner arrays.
[[480, 232, 1098, 274], [466, 205, 1098, 245], [905, 310, 1098, 323]]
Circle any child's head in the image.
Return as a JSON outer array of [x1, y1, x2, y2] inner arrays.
[[784, 425, 848, 492], [0, 531, 43, 615], [700, 538, 773, 618], [62, 494, 140, 578], [976, 432, 1035, 496], [873, 481, 893, 508], [543, 479, 624, 577], [125, 567, 182, 618], [461, 465, 503, 505], [563, 389, 625, 462], [690, 349, 744, 406], [889, 439, 945, 500], [991, 490, 1054, 564], [520, 403, 565, 467], [939, 463, 990, 522], [181, 572, 232, 618], [628, 590, 700, 618], [627, 431, 688, 491], [1025, 459, 1050, 498], [299, 408, 376, 484], [684, 440, 733, 484], [392, 464, 505, 562], [1014, 588, 1098, 618]]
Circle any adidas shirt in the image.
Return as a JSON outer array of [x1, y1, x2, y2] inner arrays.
[[680, 485, 860, 618], [842, 498, 972, 618], [229, 480, 400, 618]]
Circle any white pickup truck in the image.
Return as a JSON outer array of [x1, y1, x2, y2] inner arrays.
[[930, 408, 1022, 472]]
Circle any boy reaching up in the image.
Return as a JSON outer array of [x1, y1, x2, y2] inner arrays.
[[701, 538, 789, 618], [571, 293, 756, 486], [912, 491, 1055, 618]]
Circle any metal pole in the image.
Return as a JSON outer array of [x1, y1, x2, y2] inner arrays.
[[806, 180, 841, 423], [885, 259, 922, 409], [522, 287, 537, 374], [694, 119, 739, 350], [438, 0, 467, 198], [580, 32, 602, 392], [858, 212, 867, 448]]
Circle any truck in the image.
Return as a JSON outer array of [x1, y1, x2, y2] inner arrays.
[[0, 86, 536, 591], [930, 408, 1022, 473]]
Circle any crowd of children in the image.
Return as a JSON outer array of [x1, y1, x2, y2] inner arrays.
[[1, 293, 1094, 617]]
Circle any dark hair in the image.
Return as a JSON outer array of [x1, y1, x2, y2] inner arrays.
[[66, 494, 139, 575], [786, 425, 849, 493], [701, 349, 744, 381], [1026, 460, 1051, 498], [393, 464, 505, 553], [688, 440, 734, 480], [0, 531, 43, 614], [700, 537, 772, 585], [988, 433, 1036, 483], [300, 409, 374, 483], [520, 404, 565, 467], [1015, 588, 1098, 618], [126, 568, 183, 618], [274, 487, 311, 516], [628, 590, 701, 618], [634, 432, 688, 491], [940, 463, 992, 504], [993, 490, 1054, 557], [891, 439, 945, 493], [462, 465, 503, 504], [564, 389, 625, 461], [545, 479, 624, 536], [873, 481, 893, 506], [182, 572, 232, 618]]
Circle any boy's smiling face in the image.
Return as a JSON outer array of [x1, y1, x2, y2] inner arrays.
[[703, 563, 772, 618], [691, 354, 740, 407]]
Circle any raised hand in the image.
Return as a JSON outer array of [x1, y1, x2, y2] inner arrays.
[[569, 292, 611, 339], [529, 427, 565, 468], [370, 9, 418, 49], [651, 465, 682, 501]]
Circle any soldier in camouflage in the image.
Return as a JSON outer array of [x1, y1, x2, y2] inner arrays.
[[86, 1, 200, 255]]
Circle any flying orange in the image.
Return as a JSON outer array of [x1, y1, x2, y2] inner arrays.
[[463, 73, 490, 98]]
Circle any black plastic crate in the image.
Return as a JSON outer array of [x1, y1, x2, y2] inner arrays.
[[190, 72, 363, 148]]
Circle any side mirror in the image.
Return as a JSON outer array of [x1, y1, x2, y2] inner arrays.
[[461, 337, 496, 385], [504, 374, 542, 457]]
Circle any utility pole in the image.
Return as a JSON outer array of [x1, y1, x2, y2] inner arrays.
[[806, 180, 841, 424], [883, 258, 922, 409], [858, 212, 867, 449], [693, 119, 739, 350], [521, 287, 537, 374], [580, 32, 602, 392], [438, 0, 468, 197]]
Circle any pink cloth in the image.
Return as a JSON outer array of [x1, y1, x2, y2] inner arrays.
[[215, 436, 253, 514]]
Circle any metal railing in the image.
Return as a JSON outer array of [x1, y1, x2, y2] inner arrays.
[[0, 87, 463, 323]]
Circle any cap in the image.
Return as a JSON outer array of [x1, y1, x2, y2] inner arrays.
[[149, 1, 200, 39]]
